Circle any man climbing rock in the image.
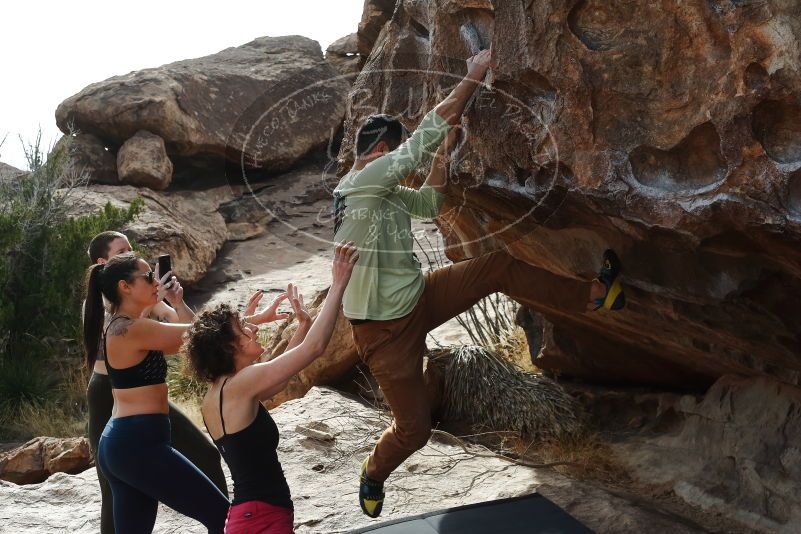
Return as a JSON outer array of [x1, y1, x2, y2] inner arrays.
[[333, 48, 625, 518]]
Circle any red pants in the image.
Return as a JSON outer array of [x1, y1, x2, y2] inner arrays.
[[225, 501, 294, 534]]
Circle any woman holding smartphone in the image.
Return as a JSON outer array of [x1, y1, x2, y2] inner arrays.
[[84, 233, 230, 534], [185, 242, 358, 534], [83, 252, 228, 534]]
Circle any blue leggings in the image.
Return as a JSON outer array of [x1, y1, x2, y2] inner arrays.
[[97, 414, 229, 534]]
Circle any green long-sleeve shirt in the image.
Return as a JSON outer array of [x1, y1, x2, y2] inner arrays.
[[333, 109, 451, 320]]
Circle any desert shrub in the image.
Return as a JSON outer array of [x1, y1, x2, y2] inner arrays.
[[0, 133, 141, 438]]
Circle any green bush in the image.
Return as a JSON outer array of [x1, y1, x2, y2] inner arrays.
[[0, 359, 56, 411], [0, 134, 142, 437]]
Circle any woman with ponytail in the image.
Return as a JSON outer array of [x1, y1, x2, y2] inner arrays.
[[84, 231, 229, 534], [82, 252, 229, 534]]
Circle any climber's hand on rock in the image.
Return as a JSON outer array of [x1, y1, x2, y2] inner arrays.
[[466, 48, 493, 81]]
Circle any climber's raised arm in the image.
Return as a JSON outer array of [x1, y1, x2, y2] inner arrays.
[[433, 48, 493, 126]]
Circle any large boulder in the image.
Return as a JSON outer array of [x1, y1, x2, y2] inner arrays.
[[0, 437, 91, 485], [56, 36, 350, 175], [325, 33, 362, 78], [116, 130, 173, 190], [65, 185, 229, 285], [338, 0, 801, 390], [262, 288, 359, 408], [0, 161, 25, 183], [52, 134, 119, 184], [612, 375, 801, 532]]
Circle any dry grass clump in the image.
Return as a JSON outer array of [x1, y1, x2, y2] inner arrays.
[[492, 320, 538, 373], [430, 345, 583, 443], [510, 432, 629, 484], [3, 399, 87, 439], [166, 357, 207, 402], [0, 357, 88, 439], [426, 344, 632, 483]]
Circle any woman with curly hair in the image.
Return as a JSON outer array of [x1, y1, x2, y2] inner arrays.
[[185, 242, 358, 534]]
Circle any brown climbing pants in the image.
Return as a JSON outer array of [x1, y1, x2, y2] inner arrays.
[[350, 249, 591, 482]]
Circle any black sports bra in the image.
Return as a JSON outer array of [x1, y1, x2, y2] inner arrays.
[[103, 315, 167, 389]]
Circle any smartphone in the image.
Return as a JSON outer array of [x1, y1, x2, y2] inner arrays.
[[157, 255, 172, 287]]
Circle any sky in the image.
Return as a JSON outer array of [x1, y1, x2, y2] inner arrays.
[[0, 0, 364, 170]]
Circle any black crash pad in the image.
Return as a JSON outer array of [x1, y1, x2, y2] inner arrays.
[[348, 493, 594, 534]]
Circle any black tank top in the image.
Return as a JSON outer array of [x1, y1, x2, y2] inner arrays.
[[211, 378, 292, 509], [103, 315, 167, 389]]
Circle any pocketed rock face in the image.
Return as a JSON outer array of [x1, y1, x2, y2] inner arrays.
[[56, 36, 349, 174], [337, 0, 801, 389], [64, 185, 229, 285]]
